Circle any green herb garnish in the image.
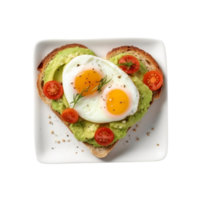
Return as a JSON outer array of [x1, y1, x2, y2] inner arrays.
[[70, 86, 90, 108], [118, 61, 135, 69], [92, 75, 112, 93]]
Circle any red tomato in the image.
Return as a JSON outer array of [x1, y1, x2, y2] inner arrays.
[[61, 108, 79, 123], [118, 55, 140, 74], [143, 71, 163, 91], [94, 127, 114, 146], [43, 81, 63, 99]]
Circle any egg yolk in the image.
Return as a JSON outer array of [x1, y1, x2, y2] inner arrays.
[[106, 89, 130, 115], [74, 69, 102, 96]]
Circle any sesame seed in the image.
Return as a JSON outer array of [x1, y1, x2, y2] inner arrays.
[[62, 139, 65, 142], [122, 120, 126, 123], [133, 129, 136, 131]]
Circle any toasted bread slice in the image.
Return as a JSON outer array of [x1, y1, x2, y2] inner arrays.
[[106, 45, 163, 99], [37, 44, 163, 158], [36, 43, 117, 158]]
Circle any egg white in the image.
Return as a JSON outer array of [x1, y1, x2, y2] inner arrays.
[[62, 55, 139, 123]]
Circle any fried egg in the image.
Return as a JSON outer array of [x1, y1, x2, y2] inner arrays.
[[62, 55, 139, 123]]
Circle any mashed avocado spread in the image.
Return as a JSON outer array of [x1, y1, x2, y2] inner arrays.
[[44, 49, 152, 147]]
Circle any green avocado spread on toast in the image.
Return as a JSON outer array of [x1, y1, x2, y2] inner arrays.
[[43, 49, 152, 147]]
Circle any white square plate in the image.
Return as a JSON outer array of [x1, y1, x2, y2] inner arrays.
[[34, 38, 168, 163]]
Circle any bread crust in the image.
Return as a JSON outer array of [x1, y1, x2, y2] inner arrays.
[[106, 45, 163, 99], [36, 43, 117, 158]]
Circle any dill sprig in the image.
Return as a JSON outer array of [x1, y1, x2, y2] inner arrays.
[[92, 75, 112, 93], [70, 86, 90, 108], [118, 61, 136, 69]]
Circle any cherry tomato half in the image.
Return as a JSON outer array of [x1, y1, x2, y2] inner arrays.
[[118, 55, 140, 74], [94, 127, 114, 146], [143, 71, 163, 91], [61, 108, 79, 123], [43, 80, 63, 99]]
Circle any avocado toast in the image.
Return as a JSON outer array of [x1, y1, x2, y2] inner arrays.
[[37, 44, 118, 158], [36, 44, 163, 158], [106, 46, 163, 100]]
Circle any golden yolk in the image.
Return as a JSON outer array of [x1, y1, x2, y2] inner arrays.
[[106, 89, 130, 115], [74, 69, 102, 96]]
